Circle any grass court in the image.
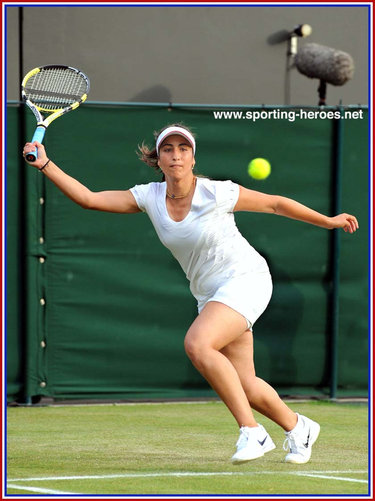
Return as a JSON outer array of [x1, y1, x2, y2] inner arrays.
[[6, 400, 369, 496]]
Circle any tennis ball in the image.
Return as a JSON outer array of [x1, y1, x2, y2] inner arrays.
[[247, 158, 271, 180]]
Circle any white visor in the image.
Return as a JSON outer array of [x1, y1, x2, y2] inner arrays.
[[156, 126, 196, 155]]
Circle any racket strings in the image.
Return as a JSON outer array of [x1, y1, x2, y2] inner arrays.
[[25, 68, 88, 110]]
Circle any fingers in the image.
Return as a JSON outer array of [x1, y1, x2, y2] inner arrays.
[[23, 141, 45, 153], [332, 214, 359, 234], [343, 214, 359, 234], [23, 142, 36, 156], [22, 141, 47, 166]]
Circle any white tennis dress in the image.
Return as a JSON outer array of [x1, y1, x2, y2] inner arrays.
[[130, 177, 272, 327]]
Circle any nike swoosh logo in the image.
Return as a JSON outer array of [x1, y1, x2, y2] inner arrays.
[[304, 431, 311, 448], [258, 436, 267, 446]]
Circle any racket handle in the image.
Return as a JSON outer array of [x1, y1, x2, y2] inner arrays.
[[25, 126, 46, 162]]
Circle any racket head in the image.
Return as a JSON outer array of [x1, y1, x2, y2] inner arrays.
[[21, 65, 90, 115]]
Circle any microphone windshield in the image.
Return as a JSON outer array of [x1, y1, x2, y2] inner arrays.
[[295, 43, 354, 85]]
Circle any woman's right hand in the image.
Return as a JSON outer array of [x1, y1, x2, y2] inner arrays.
[[23, 141, 49, 170]]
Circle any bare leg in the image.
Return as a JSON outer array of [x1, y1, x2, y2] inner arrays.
[[221, 329, 297, 431], [184, 301, 258, 428]]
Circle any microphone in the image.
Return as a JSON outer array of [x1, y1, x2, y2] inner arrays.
[[295, 43, 354, 86], [295, 43, 354, 104]]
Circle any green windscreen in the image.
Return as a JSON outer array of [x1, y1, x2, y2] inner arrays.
[[6, 104, 369, 401]]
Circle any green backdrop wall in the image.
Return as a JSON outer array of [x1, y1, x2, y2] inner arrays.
[[6, 104, 369, 402]]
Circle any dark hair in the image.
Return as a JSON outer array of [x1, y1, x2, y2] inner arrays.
[[137, 123, 196, 177]]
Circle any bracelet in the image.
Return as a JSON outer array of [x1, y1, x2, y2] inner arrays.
[[39, 159, 50, 171]]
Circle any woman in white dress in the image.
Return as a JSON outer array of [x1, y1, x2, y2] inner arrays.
[[23, 124, 358, 465]]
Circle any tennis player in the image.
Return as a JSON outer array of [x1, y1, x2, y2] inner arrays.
[[23, 124, 358, 465]]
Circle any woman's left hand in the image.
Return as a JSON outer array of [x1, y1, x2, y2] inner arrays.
[[328, 213, 359, 233]]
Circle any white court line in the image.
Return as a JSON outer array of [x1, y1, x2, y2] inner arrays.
[[293, 473, 368, 484], [8, 470, 368, 483], [7, 483, 78, 495]]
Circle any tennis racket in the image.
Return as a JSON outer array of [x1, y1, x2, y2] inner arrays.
[[22, 65, 90, 162]]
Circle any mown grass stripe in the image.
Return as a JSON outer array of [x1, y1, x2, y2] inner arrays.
[[8, 470, 368, 483]]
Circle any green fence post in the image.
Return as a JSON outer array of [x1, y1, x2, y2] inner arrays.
[[330, 107, 344, 400]]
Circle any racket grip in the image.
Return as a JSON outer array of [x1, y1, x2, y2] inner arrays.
[[25, 126, 46, 162]]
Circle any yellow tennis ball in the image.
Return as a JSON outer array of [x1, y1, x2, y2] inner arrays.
[[248, 158, 271, 180]]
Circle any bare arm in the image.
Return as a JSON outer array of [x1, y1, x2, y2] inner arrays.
[[23, 142, 141, 214], [234, 185, 359, 234]]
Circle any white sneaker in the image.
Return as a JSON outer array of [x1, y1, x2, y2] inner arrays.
[[283, 413, 320, 464], [231, 424, 276, 464]]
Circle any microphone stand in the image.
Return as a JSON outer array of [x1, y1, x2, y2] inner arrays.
[[285, 35, 297, 105], [318, 79, 327, 105]]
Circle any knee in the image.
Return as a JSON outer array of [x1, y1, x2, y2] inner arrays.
[[184, 335, 210, 369], [184, 335, 200, 362]]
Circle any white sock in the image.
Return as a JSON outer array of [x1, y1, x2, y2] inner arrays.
[[292, 413, 304, 433], [286, 413, 303, 434]]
